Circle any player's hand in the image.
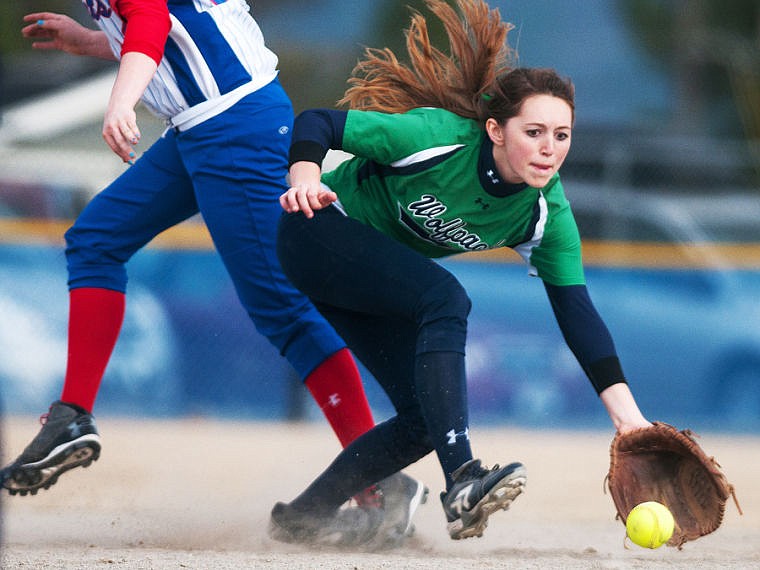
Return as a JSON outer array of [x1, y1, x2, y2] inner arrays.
[[102, 103, 141, 165], [22, 12, 101, 56], [280, 184, 337, 219], [280, 161, 336, 218], [616, 419, 653, 434], [101, 52, 154, 164]]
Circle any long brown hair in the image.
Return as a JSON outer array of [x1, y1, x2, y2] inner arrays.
[[339, 0, 575, 126], [339, 0, 513, 119]]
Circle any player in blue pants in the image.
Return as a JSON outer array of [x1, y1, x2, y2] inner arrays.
[[0, 0, 426, 548]]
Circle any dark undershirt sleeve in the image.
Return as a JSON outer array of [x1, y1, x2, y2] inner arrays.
[[543, 282, 627, 394], [288, 109, 348, 167]]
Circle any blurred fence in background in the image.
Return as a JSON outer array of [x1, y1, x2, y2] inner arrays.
[[2, 191, 760, 433]]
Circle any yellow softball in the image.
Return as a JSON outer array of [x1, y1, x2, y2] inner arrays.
[[625, 501, 675, 549]]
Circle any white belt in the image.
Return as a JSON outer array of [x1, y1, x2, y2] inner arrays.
[[168, 71, 278, 132]]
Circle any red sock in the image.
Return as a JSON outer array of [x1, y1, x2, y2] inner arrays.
[[305, 348, 375, 447], [60, 287, 126, 413]]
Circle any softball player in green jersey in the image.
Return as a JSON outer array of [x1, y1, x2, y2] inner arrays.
[[321, 106, 585, 286], [269, 0, 652, 543]]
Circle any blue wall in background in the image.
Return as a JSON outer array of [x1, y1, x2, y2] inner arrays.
[[1, 242, 759, 433]]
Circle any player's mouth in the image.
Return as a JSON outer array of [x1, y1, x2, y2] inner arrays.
[[531, 162, 554, 173]]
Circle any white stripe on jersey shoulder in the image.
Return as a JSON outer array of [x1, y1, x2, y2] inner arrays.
[[513, 190, 549, 277], [206, 0, 276, 77], [390, 144, 465, 168]]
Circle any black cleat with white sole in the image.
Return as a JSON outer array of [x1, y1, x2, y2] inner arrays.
[[1, 401, 101, 496], [440, 458, 527, 540]]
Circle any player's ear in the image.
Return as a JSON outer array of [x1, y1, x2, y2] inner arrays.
[[485, 118, 506, 147]]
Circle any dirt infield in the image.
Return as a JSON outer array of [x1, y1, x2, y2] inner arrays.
[[1, 417, 757, 569]]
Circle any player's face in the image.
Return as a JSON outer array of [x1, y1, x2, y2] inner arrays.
[[487, 94, 573, 188]]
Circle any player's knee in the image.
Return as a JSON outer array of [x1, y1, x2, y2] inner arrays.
[[65, 227, 128, 290], [64, 224, 101, 262], [417, 275, 471, 322], [416, 275, 471, 353]]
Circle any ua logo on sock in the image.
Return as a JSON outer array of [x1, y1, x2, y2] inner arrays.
[[446, 427, 470, 445]]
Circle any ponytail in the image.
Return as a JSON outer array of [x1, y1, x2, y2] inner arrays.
[[339, 0, 515, 120]]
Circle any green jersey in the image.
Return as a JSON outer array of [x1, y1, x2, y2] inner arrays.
[[321, 107, 585, 286]]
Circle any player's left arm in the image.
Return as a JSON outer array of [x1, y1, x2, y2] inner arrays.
[[534, 181, 650, 431], [103, 52, 158, 163], [543, 283, 651, 432], [543, 282, 621, 391]]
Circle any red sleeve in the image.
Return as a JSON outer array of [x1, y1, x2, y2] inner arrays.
[[112, 0, 171, 66]]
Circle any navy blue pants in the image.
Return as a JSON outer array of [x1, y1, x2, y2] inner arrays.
[[277, 205, 474, 507], [64, 79, 347, 379]]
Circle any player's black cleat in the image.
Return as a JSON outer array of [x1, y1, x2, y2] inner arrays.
[[269, 501, 384, 547], [440, 458, 527, 540], [0, 401, 101, 496]]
